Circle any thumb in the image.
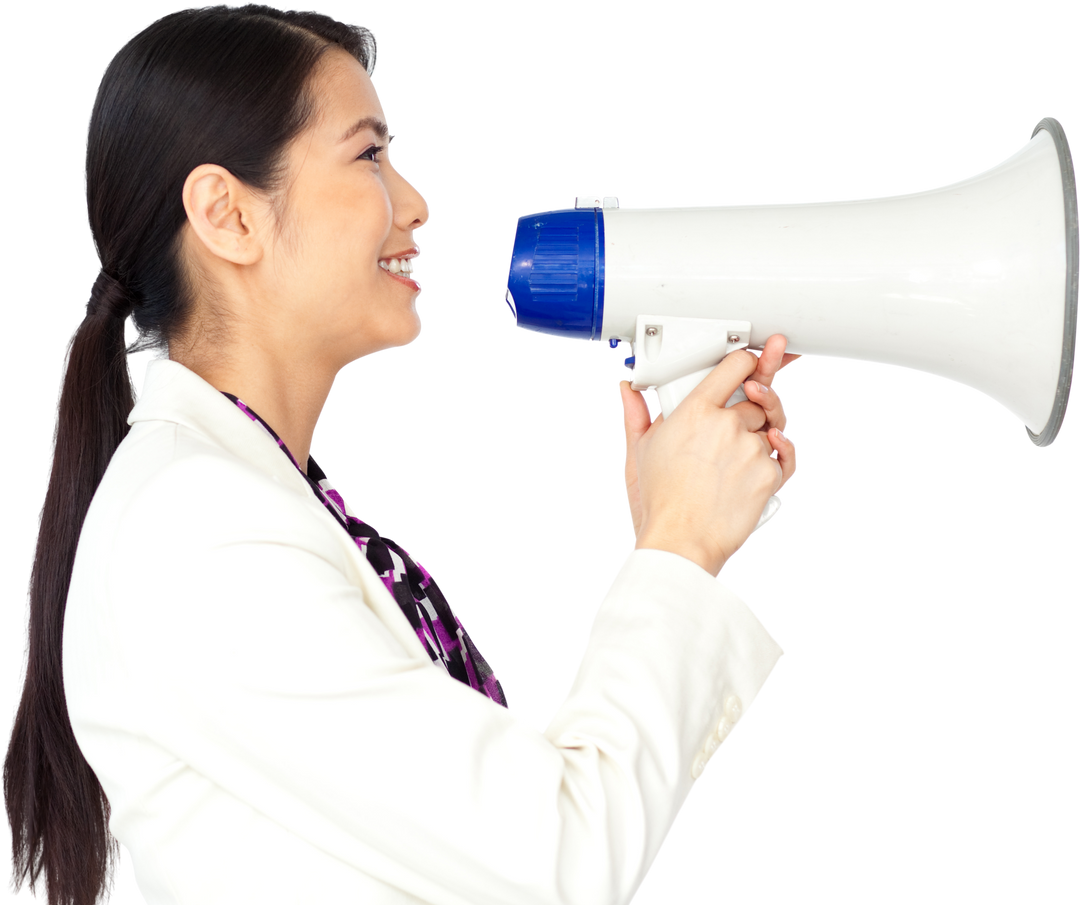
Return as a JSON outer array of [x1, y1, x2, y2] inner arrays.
[[620, 380, 653, 446]]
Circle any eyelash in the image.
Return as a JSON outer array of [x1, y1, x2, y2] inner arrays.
[[360, 131, 399, 164]]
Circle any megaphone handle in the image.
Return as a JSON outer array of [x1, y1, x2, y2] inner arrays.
[[655, 370, 781, 534]]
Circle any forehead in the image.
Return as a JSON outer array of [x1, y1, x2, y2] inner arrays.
[[310, 49, 384, 136]]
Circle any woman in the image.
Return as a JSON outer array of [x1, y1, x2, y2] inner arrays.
[[5, 6, 796, 905]]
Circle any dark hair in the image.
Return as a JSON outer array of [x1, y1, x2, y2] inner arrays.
[[4, 8, 374, 904]]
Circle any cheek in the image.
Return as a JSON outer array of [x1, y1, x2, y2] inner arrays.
[[294, 178, 392, 267], [337, 180, 393, 260]]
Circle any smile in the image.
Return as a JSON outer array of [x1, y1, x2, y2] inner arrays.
[[380, 260, 421, 289], [378, 257, 414, 275]]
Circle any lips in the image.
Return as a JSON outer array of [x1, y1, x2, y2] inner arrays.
[[378, 244, 423, 265], [378, 248, 420, 289], [380, 262, 421, 287]]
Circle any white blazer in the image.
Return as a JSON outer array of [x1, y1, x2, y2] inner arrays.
[[63, 358, 783, 905]]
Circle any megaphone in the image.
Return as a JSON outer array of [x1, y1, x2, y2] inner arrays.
[[506, 118, 1078, 451]]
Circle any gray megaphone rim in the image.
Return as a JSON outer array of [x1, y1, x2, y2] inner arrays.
[[1023, 115, 1075, 451]]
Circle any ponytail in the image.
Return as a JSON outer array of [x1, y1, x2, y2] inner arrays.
[[3, 7, 376, 904]]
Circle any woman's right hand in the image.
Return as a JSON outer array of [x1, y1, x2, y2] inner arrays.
[[620, 335, 797, 577]]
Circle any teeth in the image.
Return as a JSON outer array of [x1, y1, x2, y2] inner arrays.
[[379, 257, 416, 275]]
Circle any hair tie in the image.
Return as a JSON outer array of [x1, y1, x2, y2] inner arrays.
[[92, 268, 131, 319], [93, 267, 159, 356]]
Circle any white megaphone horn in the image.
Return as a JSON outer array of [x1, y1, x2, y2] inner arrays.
[[505, 119, 1078, 460]]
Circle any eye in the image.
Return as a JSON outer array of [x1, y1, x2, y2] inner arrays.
[[357, 144, 386, 163]]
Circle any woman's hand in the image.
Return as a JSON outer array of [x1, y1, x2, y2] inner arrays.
[[617, 332, 803, 546]]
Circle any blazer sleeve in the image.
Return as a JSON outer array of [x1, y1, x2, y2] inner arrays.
[[93, 448, 782, 905]]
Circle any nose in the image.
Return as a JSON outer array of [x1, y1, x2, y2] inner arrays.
[[389, 166, 428, 232]]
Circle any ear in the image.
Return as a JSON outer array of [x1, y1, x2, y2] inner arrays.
[[182, 164, 265, 266]]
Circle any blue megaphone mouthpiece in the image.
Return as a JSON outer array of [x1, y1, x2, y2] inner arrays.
[[505, 205, 606, 339]]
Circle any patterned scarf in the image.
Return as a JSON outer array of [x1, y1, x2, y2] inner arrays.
[[222, 393, 507, 707]]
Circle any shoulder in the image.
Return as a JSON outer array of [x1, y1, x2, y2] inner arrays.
[[99, 423, 339, 561]]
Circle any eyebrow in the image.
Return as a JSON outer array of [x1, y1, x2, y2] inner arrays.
[[338, 116, 389, 144]]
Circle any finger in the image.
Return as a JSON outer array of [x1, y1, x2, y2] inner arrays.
[[620, 381, 652, 444], [768, 427, 796, 489], [689, 348, 761, 409], [751, 341, 803, 386], [750, 334, 788, 387], [751, 336, 786, 380], [622, 377, 660, 438], [747, 375, 790, 431]]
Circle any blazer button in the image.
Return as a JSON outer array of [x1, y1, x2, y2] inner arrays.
[[724, 695, 743, 724], [691, 752, 708, 780]]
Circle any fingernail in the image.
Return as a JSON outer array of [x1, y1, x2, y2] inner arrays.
[[774, 428, 785, 441]]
